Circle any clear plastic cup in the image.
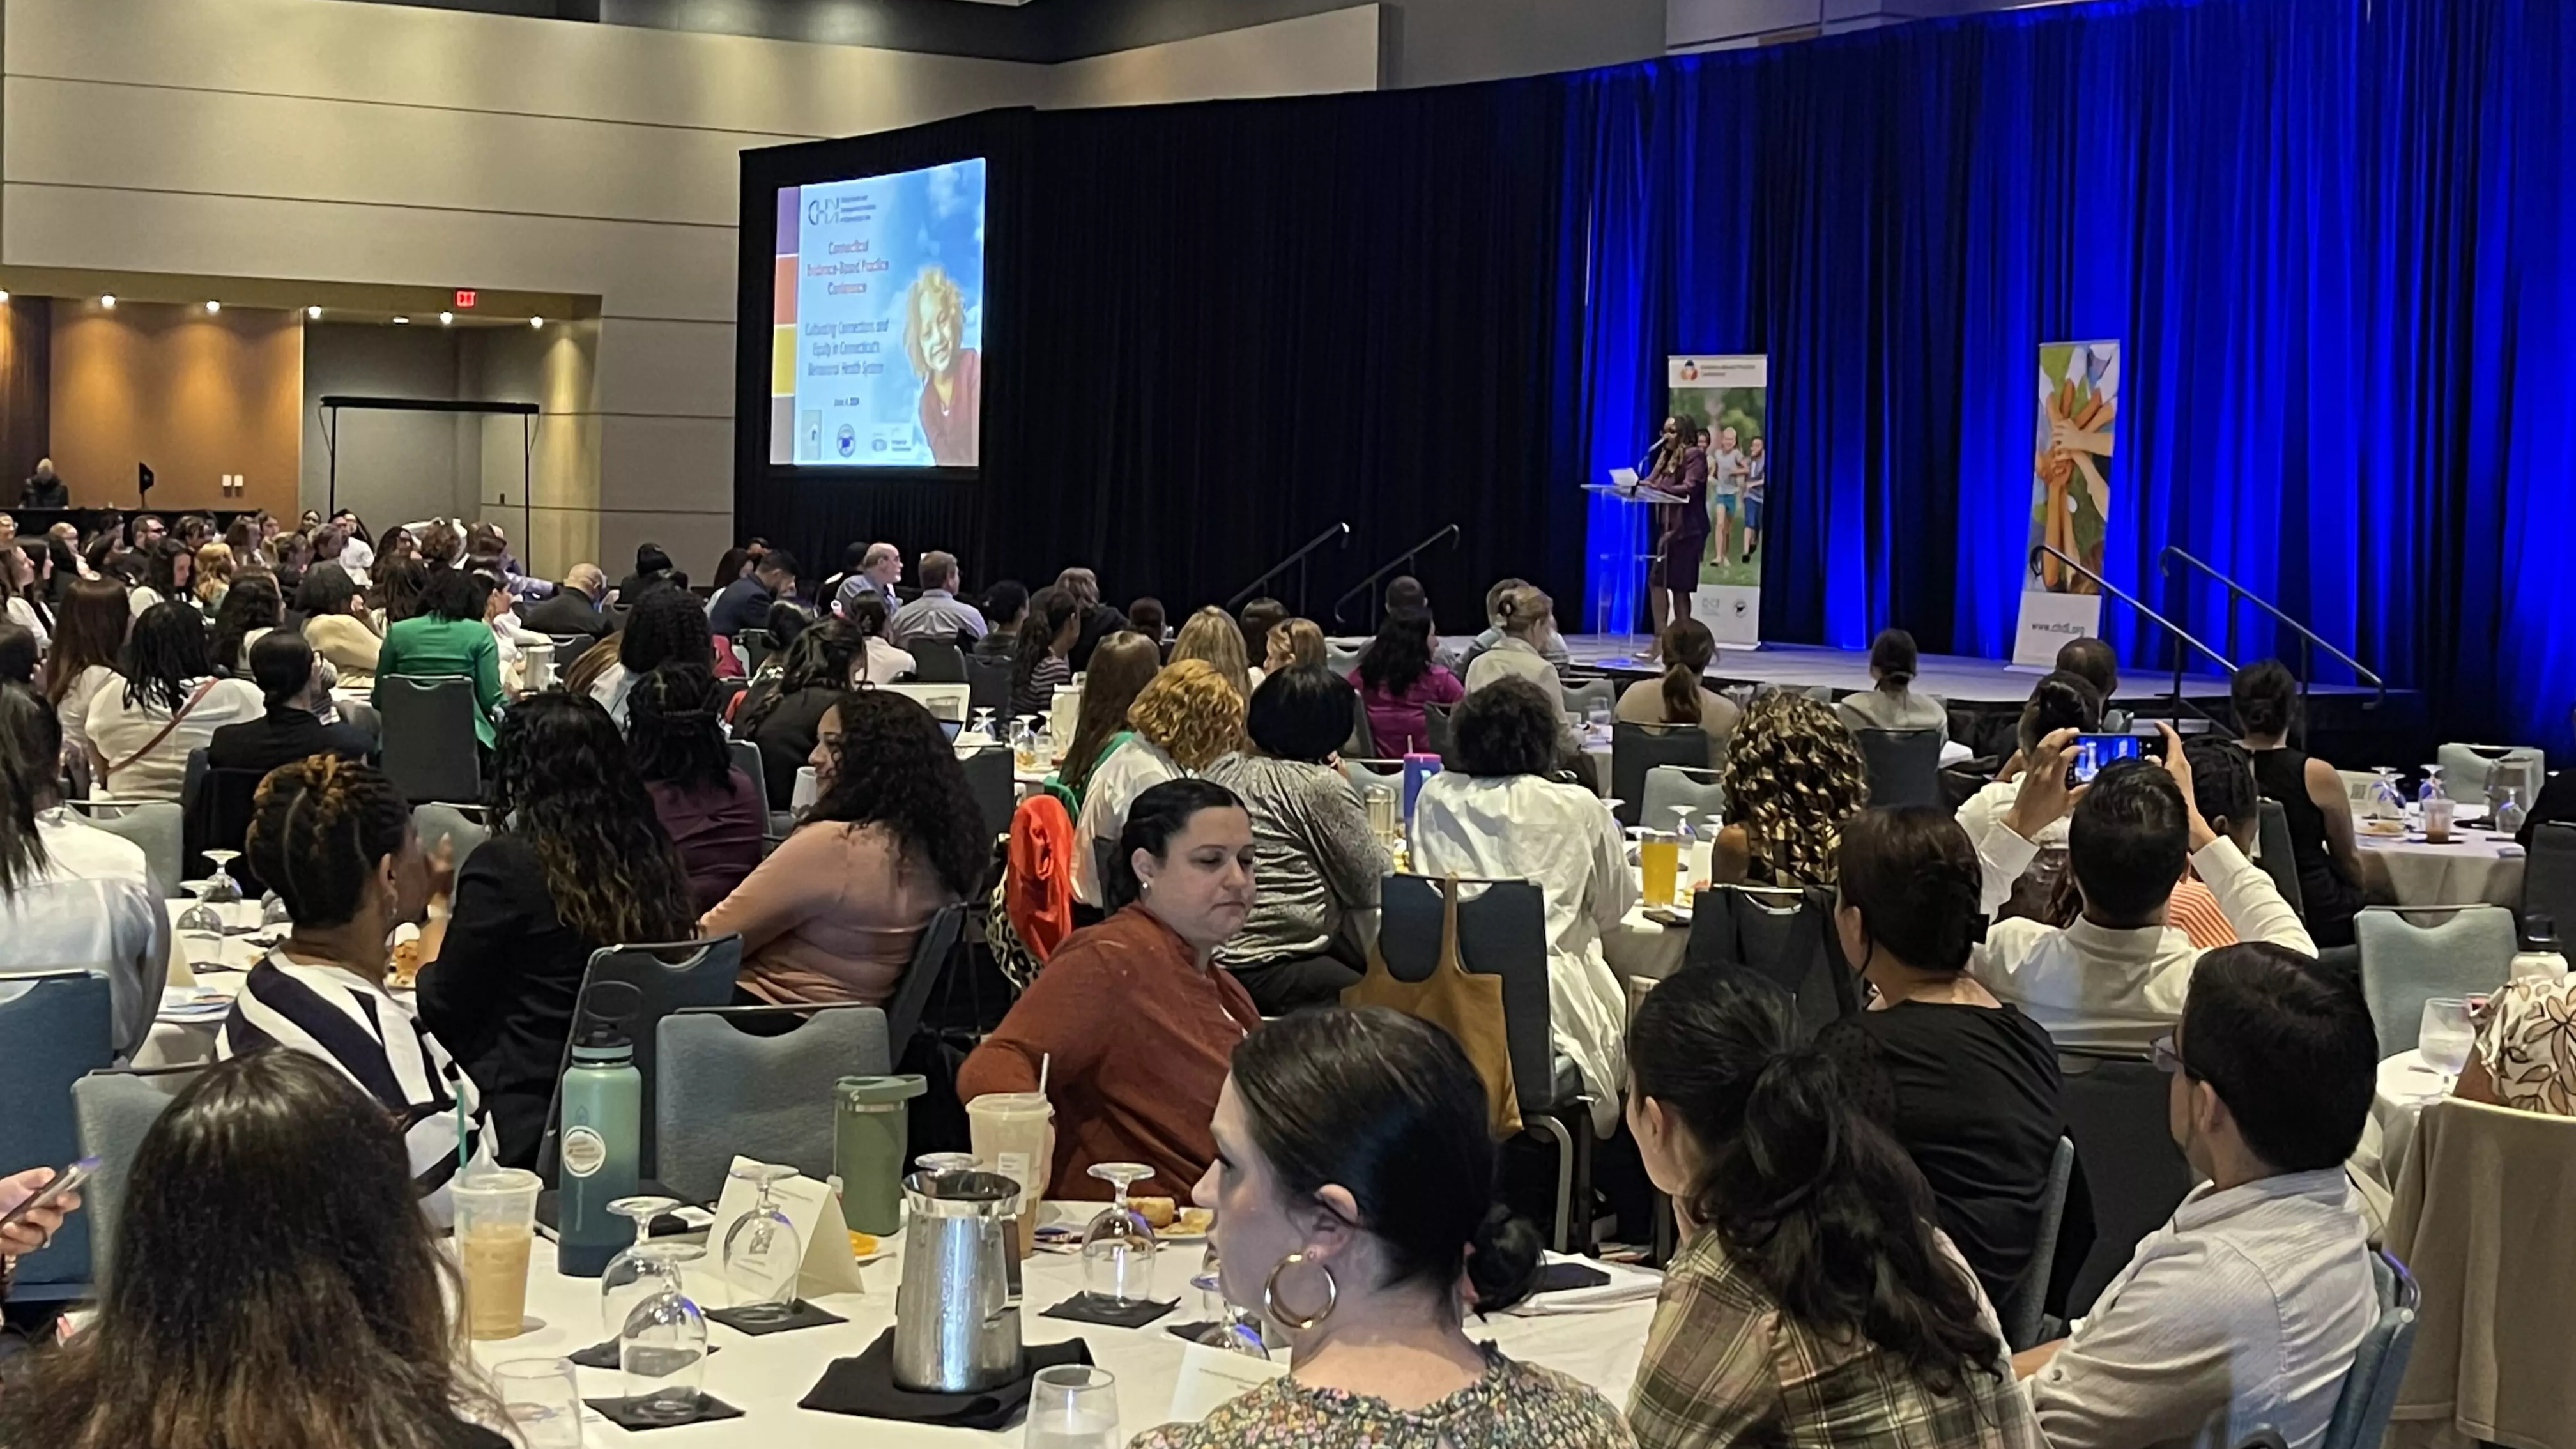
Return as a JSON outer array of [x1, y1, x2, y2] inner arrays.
[[966, 1092, 1054, 1258], [454, 1166, 543, 1340]]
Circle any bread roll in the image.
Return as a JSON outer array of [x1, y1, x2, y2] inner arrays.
[[1131, 1195, 1176, 1229]]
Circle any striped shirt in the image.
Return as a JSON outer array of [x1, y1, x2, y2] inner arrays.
[[216, 951, 489, 1225], [2165, 877, 2239, 950]]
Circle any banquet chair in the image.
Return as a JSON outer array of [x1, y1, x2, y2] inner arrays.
[[2435, 743, 2545, 808], [964, 656, 1013, 722], [1324, 640, 1363, 679], [960, 746, 1015, 845], [1854, 728, 1944, 809], [2254, 799, 2306, 919], [1344, 691, 1377, 758], [1377, 874, 1594, 1252], [735, 627, 774, 674], [2000, 1136, 2077, 1350], [1560, 677, 1615, 721], [1683, 883, 1859, 1041], [537, 935, 744, 1183], [412, 802, 491, 871], [654, 1004, 892, 1204], [66, 799, 182, 900], [1611, 723, 1710, 827], [72, 1063, 201, 1289], [1425, 702, 1455, 762], [2057, 1048, 2194, 1316], [1640, 765, 1725, 826], [908, 639, 968, 684], [2521, 823, 2576, 940], [883, 903, 969, 1060], [181, 748, 267, 889], [1340, 758, 1404, 790], [0, 972, 114, 1301], [2315, 1250, 2418, 1449], [376, 675, 484, 804], [2355, 905, 2517, 1058]]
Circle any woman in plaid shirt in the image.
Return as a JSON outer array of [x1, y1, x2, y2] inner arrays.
[[1624, 970, 2042, 1448]]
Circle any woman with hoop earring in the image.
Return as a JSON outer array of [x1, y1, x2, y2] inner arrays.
[[1132, 1006, 1635, 1449]]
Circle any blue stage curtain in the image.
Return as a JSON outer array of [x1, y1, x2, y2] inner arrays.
[[1566, 0, 2576, 753]]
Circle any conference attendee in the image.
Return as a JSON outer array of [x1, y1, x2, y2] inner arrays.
[[1134, 1008, 1618, 1449], [1353, 608, 1464, 755], [732, 599, 815, 712], [1173, 604, 1254, 699], [613, 541, 675, 604], [885, 549, 986, 650], [1972, 727, 2314, 1051], [832, 541, 902, 618], [369, 555, 432, 629], [523, 560, 615, 642], [976, 579, 1028, 661], [705, 691, 985, 1008], [1073, 658, 1246, 909], [1264, 617, 1326, 675], [208, 632, 373, 774], [2053, 636, 2120, 724], [371, 567, 504, 750], [736, 618, 865, 807], [1614, 618, 1740, 769], [415, 692, 693, 1165], [17, 457, 64, 509], [2142, 738, 2264, 949], [84, 601, 264, 797], [464, 521, 549, 603], [1816, 806, 2063, 1308], [1009, 584, 1080, 719], [211, 568, 284, 671], [1411, 677, 1634, 1132], [0, 1164, 79, 1267], [1627, 969, 2035, 1449], [1235, 597, 1288, 675], [2232, 658, 2366, 949], [1954, 670, 2103, 889], [1837, 627, 1949, 742], [627, 662, 765, 914], [222, 516, 268, 571], [1644, 416, 1708, 661], [45, 578, 128, 758], [192, 540, 235, 612], [1056, 565, 1128, 671], [708, 546, 797, 641], [2514, 751, 2576, 848], [709, 546, 755, 594], [2020, 944, 2376, 1449], [1712, 690, 1867, 887], [0, 1052, 510, 1449], [1052, 630, 1162, 814], [376, 525, 421, 569], [1461, 586, 1563, 696], [129, 512, 167, 552], [328, 509, 376, 575], [960, 778, 1264, 1199], [843, 595, 915, 684], [218, 758, 492, 1212], [270, 528, 311, 588], [1208, 667, 1388, 1014], [0, 686, 165, 1056], [1126, 595, 1167, 644], [587, 583, 716, 729], [130, 536, 198, 618], [3, 541, 52, 649], [0, 623, 34, 689], [293, 562, 382, 687]]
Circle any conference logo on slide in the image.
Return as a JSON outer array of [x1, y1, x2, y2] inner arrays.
[[837, 424, 856, 458]]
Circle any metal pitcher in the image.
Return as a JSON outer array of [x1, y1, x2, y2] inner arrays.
[[891, 1169, 1024, 1392]]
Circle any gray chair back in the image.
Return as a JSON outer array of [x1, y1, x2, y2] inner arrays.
[[2318, 1251, 2419, 1449], [1641, 765, 1725, 826], [1611, 723, 1710, 826], [2523, 822, 2576, 940], [654, 1005, 893, 1204], [726, 738, 762, 793], [908, 639, 968, 684], [1683, 882, 1859, 1040], [411, 802, 491, 872], [1376, 875, 1556, 1119], [960, 747, 1015, 844], [2436, 743, 2545, 804], [1560, 677, 1615, 720], [2002, 1137, 2076, 1350], [1855, 728, 1944, 809], [0, 972, 115, 1296], [2355, 904, 2518, 1057], [73, 1064, 202, 1289], [2058, 1049, 2194, 1315], [964, 655, 1013, 721], [1340, 758, 1404, 791], [538, 935, 745, 1181], [884, 903, 970, 1055], [1324, 641, 1364, 679], [1425, 702, 1455, 762], [71, 800, 183, 900], [1344, 689, 1376, 759], [2255, 798, 2304, 917], [377, 675, 484, 804]]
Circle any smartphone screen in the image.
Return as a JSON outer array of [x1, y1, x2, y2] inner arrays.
[[2069, 732, 2143, 785], [0, 1156, 96, 1231]]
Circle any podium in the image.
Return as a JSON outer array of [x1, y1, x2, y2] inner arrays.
[[1583, 479, 1689, 663]]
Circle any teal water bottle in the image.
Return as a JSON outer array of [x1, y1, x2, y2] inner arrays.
[[555, 984, 642, 1278]]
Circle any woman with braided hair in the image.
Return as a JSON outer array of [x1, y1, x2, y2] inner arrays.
[[415, 692, 692, 1167], [627, 661, 764, 912], [216, 755, 493, 1222], [1711, 689, 1868, 887]]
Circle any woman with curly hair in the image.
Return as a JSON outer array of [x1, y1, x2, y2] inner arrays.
[[1714, 689, 1869, 887], [416, 691, 692, 1166], [628, 661, 765, 913], [705, 690, 986, 1008], [588, 582, 716, 728], [1170, 605, 1252, 699], [1071, 658, 1246, 909]]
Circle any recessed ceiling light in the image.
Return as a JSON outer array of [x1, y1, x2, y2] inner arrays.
[[99, 295, 116, 309], [392, 315, 411, 325], [307, 305, 323, 319], [439, 311, 454, 326], [529, 316, 545, 330], [204, 300, 222, 314]]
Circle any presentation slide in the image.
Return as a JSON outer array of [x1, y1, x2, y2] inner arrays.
[[769, 158, 986, 469]]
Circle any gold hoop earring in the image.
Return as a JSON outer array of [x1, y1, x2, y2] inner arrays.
[[1262, 1250, 1338, 1332]]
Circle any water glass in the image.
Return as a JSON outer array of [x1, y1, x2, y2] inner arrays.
[[492, 1357, 585, 1448], [2419, 997, 2476, 1083], [617, 1282, 708, 1423], [1025, 1365, 1119, 1449], [721, 1162, 804, 1322], [1080, 1163, 1158, 1305]]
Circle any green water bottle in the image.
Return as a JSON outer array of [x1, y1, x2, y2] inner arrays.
[[834, 1075, 927, 1235]]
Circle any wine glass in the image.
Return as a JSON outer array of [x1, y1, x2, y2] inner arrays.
[[972, 707, 997, 743], [617, 1255, 709, 1423], [1025, 1365, 1119, 1449], [598, 1196, 684, 1338], [1585, 699, 1613, 735], [1011, 718, 1038, 772], [1080, 1163, 1159, 1306], [492, 1357, 586, 1448], [259, 888, 293, 929], [2417, 764, 2448, 808], [1190, 1245, 1268, 1358], [201, 849, 244, 906], [2418, 997, 2476, 1087], [720, 1162, 804, 1322], [176, 879, 228, 970], [2365, 768, 2407, 829]]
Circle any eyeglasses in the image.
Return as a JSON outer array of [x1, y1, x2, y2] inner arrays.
[[2149, 1034, 2184, 1077]]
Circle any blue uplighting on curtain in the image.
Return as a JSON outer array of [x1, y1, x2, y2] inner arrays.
[[1561, 0, 2576, 753]]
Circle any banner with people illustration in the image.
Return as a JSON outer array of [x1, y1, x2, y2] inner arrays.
[[2012, 340, 2119, 665], [1666, 355, 1767, 647]]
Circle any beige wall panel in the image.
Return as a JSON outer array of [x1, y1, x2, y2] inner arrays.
[[599, 415, 735, 519], [593, 318, 735, 420], [1050, 7, 1383, 109]]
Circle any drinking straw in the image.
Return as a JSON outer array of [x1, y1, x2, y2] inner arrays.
[[456, 1096, 468, 1176], [1039, 1052, 1052, 1098]]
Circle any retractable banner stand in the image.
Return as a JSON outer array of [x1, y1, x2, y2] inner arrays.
[[1669, 355, 1767, 647], [2012, 341, 2120, 666]]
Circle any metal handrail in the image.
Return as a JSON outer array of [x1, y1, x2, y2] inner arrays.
[[2028, 544, 2236, 730], [1224, 521, 1350, 613], [1330, 524, 1461, 626], [2158, 547, 2384, 747]]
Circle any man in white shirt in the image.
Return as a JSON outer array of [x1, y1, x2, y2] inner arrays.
[[886, 550, 988, 651], [2018, 942, 2379, 1449], [1971, 724, 2313, 1051]]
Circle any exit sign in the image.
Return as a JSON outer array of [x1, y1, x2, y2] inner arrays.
[[454, 289, 478, 309]]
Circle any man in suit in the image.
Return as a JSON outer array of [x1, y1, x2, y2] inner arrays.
[[522, 563, 615, 643], [709, 549, 797, 640], [207, 632, 374, 774]]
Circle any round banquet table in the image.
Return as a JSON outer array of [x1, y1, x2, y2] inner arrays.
[[2356, 825, 2526, 908], [2363, 1050, 2450, 1188], [469, 1202, 1655, 1445]]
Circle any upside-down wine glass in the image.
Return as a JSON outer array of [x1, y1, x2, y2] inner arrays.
[[201, 849, 245, 905], [1080, 1163, 1159, 1306], [598, 1195, 684, 1339], [720, 1162, 804, 1322], [616, 1243, 709, 1422]]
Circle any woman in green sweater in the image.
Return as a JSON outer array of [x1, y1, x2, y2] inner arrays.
[[372, 568, 504, 747]]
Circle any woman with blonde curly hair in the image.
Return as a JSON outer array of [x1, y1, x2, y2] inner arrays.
[[1071, 657, 1246, 910], [1170, 605, 1253, 699], [192, 540, 235, 611], [1713, 690, 1869, 887]]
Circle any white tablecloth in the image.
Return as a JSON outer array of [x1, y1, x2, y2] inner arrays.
[[2356, 827, 2526, 908], [2363, 1050, 2450, 1188], [470, 1202, 1653, 1445]]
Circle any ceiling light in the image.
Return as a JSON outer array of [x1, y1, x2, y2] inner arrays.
[[204, 300, 222, 314], [392, 315, 410, 325], [99, 295, 116, 309], [529, 316, 545, 330], [307, 305, 323, 319], [0, 291, 11, 304], [439, 311, 454, 326]]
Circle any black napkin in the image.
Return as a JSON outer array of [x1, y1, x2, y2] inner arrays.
[[1532, 1262, 1613, 1294], [583, 1393, 746, 1430], [569, 1340, 722, 1371], [1041, 1292, 1177, 1328], [703, 1299, 847, 1335], [799, 1329, 1094, 1430], [1166, 1320, 1220, 1343]]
